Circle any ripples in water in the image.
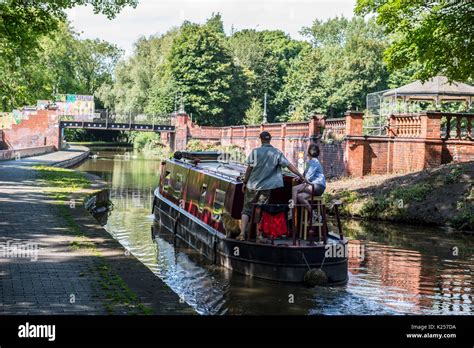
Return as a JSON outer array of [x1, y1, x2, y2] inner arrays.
[[75, 149, 474, 315]]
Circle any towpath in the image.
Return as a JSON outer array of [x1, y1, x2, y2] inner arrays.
[[0, 147, 193, 314]]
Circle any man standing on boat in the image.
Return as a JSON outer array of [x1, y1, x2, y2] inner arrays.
[[237, 131, 308, 241]]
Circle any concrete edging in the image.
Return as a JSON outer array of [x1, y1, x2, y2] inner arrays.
[[0, 145, 56, 161]]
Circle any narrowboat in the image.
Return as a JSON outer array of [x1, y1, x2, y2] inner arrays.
[[152, 151, 348, 285]]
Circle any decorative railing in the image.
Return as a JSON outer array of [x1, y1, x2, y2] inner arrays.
[[285, 122, 310, 137], [389, 114, 422, 137], [221, 121, 312, 139], [443, 113, 473, 140], [231, 126, 245, 138], [262, 123, 283, 135], [245, 127, 260, 137], [325, 118, 346, 137]]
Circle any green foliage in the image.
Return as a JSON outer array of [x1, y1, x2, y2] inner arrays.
[[390, 183, 432, 203], [444, 165, 464, 184], [128, 131, 171, 158], [186, 139, 217, 151], [228, 29, 305, 121], [360, 195, 390, 218], [64, 128, 125, 143], [0, 21, 122, 110], [355, 0, 473, 81], [7, 3, 468, 127], [279, 16, 389, 119], [339, 190, 359, 205], [0, 1, 134, 110], [169, 23, 234, 125], [130, 132, 160, 150], [35, 165, 90, 198], [449, 203, 474, 231], [329, 190, 360, 215], [186, 140, 245, 160], [243, 98, 263, 125], [99, 28, 181, 115]]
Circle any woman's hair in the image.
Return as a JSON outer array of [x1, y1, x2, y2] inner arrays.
[[307, 143, 320, 158]]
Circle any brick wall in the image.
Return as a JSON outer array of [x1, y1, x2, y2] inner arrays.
[[172, 113, 323, 170], [169, 110, 474, 178], [1, 110, 60, 150], [317, 140, 346, 177], [442, 141, 474, 163]]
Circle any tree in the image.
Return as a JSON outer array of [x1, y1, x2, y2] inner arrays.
[[168, 23, 234, 125], [228, 29, 305, 121], [278, 16, 389, 119], [97, 29, 180, 115], [243, 98, 263, 125], [205, 12, 225, 36], [0, 0, 134, 110], [355, 0, 474, 81]]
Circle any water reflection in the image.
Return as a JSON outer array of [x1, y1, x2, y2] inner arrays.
[[75, 148, 473, 315]]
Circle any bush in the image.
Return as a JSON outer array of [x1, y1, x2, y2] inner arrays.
[[449, 204, 474, 231], [360, 196, 390, 219], [186, 140, 245, 162], [186, 139, 217, 151], [390, 183, 432, 202], [444, 165, 464, 184], [131, 132, 162, 150]]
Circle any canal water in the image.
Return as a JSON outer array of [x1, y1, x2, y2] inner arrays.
[[75, 147, 474, 315]]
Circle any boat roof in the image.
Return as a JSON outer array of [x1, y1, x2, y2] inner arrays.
[[196, 161, 246, 179], [169, 151, 296, 183], [170, 151, 247, 182]]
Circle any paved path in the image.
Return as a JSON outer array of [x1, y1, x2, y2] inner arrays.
[[0, 148, 192, 314]]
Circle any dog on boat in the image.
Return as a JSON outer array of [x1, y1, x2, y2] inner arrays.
[[221, 212, 241, 238]]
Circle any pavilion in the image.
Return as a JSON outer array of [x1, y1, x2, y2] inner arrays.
[[382, 75, 474, 110]]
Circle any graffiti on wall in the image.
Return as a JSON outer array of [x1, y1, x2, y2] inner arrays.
[[0, 107, 42, 130], [54, 94, 95, 121]]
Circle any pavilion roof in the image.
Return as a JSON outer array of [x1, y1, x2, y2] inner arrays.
[[383, 76, 474, 99]]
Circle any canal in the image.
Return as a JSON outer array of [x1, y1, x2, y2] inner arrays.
[[75, 147, 473, 315]]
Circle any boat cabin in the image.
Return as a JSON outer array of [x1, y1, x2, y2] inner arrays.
[[158, 151, 339, 244]]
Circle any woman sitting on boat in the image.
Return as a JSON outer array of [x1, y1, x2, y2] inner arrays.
[[292, 143, 326, 218]]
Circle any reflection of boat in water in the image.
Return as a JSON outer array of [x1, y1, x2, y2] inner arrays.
[[151, 222, 228, 315], [152, 151, 348, 284]]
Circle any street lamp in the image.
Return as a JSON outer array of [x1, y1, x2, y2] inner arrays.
[[262, 92, 268, 124]]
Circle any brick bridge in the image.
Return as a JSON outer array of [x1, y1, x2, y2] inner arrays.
[[165, 111, 474, 178], [0, 110, 174, 161]]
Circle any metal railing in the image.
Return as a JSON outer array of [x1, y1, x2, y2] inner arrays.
[[59, 110, 173, 126]]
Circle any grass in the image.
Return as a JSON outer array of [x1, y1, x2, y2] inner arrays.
[[35, 165, 90, 196], [390, 183, 432, 203], [34, 165, 153, 315], [327, 183, 433, 221]]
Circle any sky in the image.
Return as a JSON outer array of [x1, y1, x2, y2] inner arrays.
[[66, 0, 357, 55]]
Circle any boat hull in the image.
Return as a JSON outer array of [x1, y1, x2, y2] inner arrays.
[[153, 190, 348, 284]]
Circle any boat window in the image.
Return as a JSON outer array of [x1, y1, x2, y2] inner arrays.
[[162, 171, 171, 190], [198, 183, 207, 212], [174, 173, 184, 195], [213, 189, 226, 218]]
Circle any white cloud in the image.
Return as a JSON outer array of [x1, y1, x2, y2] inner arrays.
[[66, 0, 356, 55]]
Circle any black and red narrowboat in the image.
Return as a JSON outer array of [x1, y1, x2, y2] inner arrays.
[[152, 151, 348, 285]]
